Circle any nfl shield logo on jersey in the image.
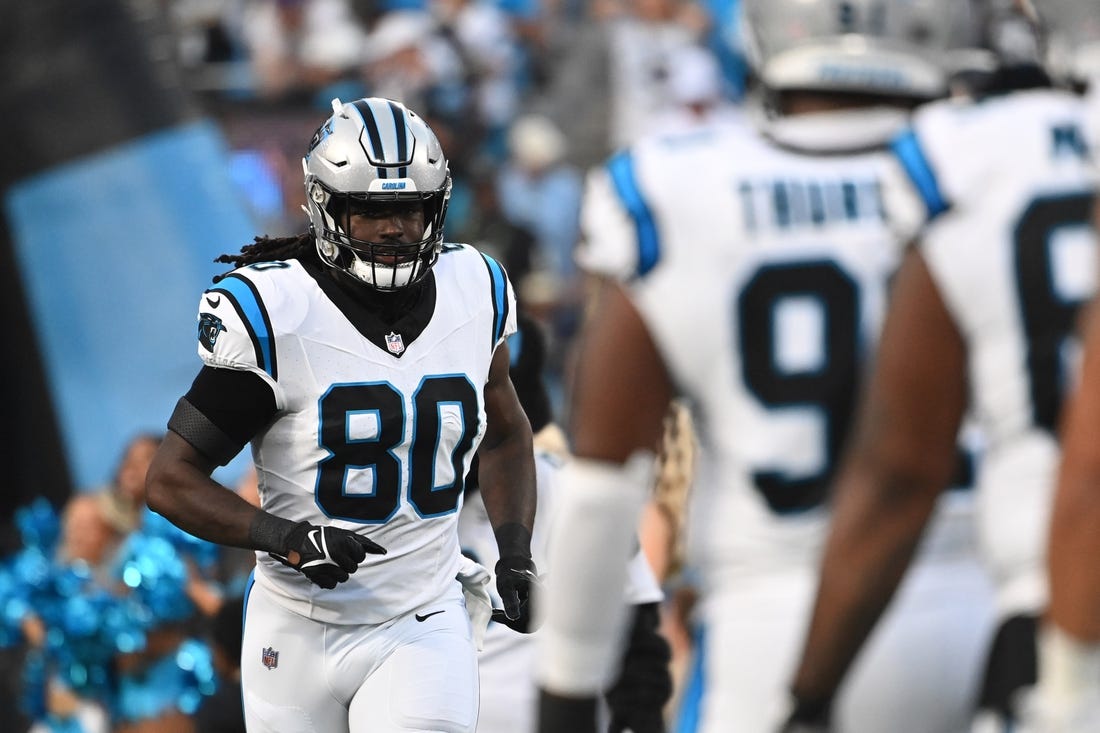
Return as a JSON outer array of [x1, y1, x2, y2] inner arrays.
[[261, 646, 279, 670], [385, 331, 405, 355]]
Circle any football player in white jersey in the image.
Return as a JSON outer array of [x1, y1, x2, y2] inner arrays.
[[785, 3, 1100, 730], [1038, 299, 1100, 733], [1027, 2, 1100, 730], [145, 97, 539, 733], [535, 2, 994, 732], [459, 312, 670, 733]]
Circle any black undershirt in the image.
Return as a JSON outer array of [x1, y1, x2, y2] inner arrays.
[[300, 258, 437, 357], [182, 366, 277, 457]]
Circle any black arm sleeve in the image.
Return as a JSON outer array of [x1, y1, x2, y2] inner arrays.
[[169, 366, 278, 465]]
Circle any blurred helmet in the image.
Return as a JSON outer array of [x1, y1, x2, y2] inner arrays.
[[741, 0, 977, 100], [303, 97, 451, 291], [1035, 0, 1100, 83]]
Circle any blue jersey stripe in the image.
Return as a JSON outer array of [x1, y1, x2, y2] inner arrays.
[[891, 128, 949, 220], [482, 254, 508, 344], [213, 274, 277, 380], [606, 150, 661, 277]]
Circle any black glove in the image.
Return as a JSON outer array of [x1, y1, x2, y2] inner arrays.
[[776, 694, 833, 733], [605, 603, 673, 733], [491, 555, 542, 632], [270, 521, 386, 589], [538, 688, 598, 733]]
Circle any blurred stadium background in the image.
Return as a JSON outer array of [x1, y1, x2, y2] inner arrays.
[[0, 0, 742, 729]]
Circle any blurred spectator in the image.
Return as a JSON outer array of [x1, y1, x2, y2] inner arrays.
[[432, 0, 524, 156], [360, 9, 468, 121], [27, 677, 109, 733], [238, 0, 368, 104], [496, 114, 584, 387], [534, 0, 708, 169], [647, 43, 743, 136], [448, 160, 538, 285], [58, 494, 125, 586], [95, 433, 161, 536], [193, 595, 246, 733], [498, 114, 583, 294], [171, 0, 240, 68]]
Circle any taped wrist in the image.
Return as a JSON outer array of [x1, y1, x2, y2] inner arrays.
[[495, 521, 533, 561], [1038, 623, 1100, 703], [537, 452, 654, 696], [248, 511, 299, 554]]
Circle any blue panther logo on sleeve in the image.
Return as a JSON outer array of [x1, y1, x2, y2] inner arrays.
[[198, 312, 227, 352]]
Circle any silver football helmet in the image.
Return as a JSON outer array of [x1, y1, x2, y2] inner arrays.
[[1036, 0, 1100, 83], [303, 97, 451, 291], [741, 0, 979, 100]]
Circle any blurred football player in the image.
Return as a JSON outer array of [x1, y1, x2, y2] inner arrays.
[[459, 312, 671, 733], [535, 1, 995, 732], [146, 97, 539, 733], [1039, 299, 1100, 733], [1031, 2, 1100, 731], [785, 2, 1100, 730]]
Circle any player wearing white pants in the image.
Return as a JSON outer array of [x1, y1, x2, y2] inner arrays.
[[692, 494, 993, 732], [241, 577, 478, 733], [146, 97, 539, 733], [533, 2, 993, 731]]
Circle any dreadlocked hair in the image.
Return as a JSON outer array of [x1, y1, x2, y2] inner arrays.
[[212, 232, 318, 283]]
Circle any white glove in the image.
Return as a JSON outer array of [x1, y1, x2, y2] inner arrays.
[[1019, 626, 1100, 733], [456, 556, 493, 651]]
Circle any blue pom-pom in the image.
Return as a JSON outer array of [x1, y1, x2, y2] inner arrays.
[[114, 534, 195, 624], [15, 498, 61, 554]]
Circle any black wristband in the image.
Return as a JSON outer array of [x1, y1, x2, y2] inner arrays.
[[537, 689, 598, 733], [247, 511, 299, 554], [494, 521, 532, 560], [788, 693, 833, 725]]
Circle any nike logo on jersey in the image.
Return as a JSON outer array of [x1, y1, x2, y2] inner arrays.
[[415, 610, 445, 622], [206, 294, 221, 308]]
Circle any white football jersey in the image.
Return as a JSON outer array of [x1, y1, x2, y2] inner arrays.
[[578, 122, 907, 587], [195, 244, 517, 624], [894, 88, 1099, 614], [459, 442, 662, 733]]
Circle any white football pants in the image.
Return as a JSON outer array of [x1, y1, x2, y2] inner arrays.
[[241, 578, 479, 733]]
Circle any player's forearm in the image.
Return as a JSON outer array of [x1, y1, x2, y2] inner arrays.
[[1048, 310, 1100, 642], [146, 453, 267, 550], [478, 436, 537, 553], [1048, 468, 1100, 641], [791, 462, 937, 703]]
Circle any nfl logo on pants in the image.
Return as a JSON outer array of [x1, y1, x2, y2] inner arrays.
[[262, 646, 279, 670]]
